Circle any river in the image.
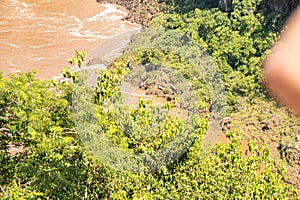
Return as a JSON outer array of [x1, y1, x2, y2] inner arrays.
[[0, 0, 140, 79]]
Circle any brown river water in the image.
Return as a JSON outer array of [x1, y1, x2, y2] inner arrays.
[[0, 0, 140, 79]]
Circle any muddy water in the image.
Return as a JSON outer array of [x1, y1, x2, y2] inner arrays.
[[0, 0, 140, 79]]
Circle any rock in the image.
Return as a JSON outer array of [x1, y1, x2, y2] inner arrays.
[[220, 117, 231, 131], [166, 95, 175, 102], [125, 60, 132, 69], [279, 135, 300, 165], [96, 0, 168, 26], [262, 121, 272, 131], [0, 128, 12, 137], [7, 142, 26, 156], [219, 0, 231, 12], [157, 85, 166, 91], [139, 82, 152, 90], [272, 114, 280, 126], [261, 115, 280, 131], [169, 84, 177, 93], [295, 135, 300, 151], [296, 135, 300, 142]]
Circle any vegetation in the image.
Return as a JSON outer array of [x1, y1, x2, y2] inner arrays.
[[1, 0, 300, 199], [0, 69, 298, 199]]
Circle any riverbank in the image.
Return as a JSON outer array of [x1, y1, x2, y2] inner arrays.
[[96, 0, 168, 25]]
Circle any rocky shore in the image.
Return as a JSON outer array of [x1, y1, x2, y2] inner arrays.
[[96, 0, 169, 26]]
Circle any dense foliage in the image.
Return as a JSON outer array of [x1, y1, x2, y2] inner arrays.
[[0, 69, 298, 199], [1, 0, 300, 199], [152, 0, 288, 106], [159, 0, 300, 189]]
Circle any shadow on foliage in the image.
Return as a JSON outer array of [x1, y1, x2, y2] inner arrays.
[[166, 0, 298, 14]]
